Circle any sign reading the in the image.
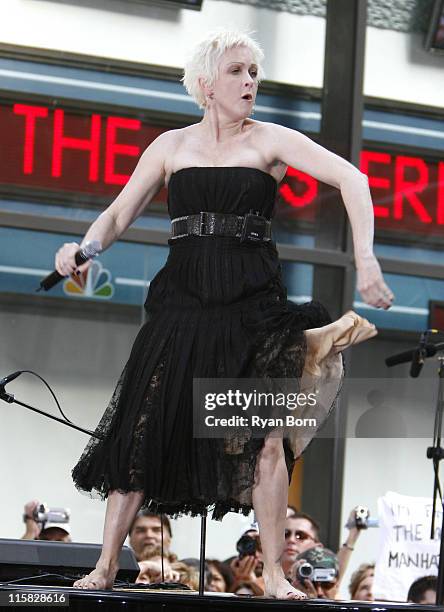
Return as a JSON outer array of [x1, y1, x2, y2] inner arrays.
[[373, 491, 440, 602]]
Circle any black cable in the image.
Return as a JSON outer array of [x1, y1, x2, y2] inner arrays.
[[429, 362, 444, 540], [160, 515, 165, 582], [0, 573, 78, 585], [1, 574, 151, 589], [113, 579, 131, 587], [8, 370, 74, 425], [434, 461, 443, 503], [117, 582, 191, 590], [432, 378, 444, 504], [1, 369, 102, 438]]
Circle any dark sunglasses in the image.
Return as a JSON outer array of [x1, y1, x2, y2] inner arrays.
[[284, 529, 314, 541]]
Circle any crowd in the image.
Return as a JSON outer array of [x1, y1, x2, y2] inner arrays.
[[20, 500, 438, 601]]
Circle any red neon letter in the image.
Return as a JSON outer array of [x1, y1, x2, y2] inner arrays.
[[394, 155, 431, 223], [104, 117, 141, 185], [360, 151, 391, 218], [13, 104, 48, 174], [52, 110, 101, 181], [437, 162, 444, 225], [279, 167, 317, 208]]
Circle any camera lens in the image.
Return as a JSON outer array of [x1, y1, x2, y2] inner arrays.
[[298, 562, 313, 579], [236, 535, 257, 557]]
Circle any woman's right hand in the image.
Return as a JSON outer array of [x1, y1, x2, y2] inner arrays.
[[356, 253, 394, 310], [55, 242, 91, 277]]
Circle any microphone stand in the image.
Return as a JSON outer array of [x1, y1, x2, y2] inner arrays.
[[0, 387, 102, 439], [1, 383, 202, 592], [410, 330, 430, 378], [198, 509, 208, 596], [426, 355, 444, 605], [1, 380, 210, 592], [387, 336, 444, 605]]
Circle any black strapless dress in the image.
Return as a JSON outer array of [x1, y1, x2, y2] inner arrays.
[[72, 167, 343, 521]]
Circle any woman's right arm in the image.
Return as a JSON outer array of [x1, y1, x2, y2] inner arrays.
[[55, 131, 173, 276]]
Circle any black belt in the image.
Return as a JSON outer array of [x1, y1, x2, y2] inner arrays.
[[170, 210, 272, 243]]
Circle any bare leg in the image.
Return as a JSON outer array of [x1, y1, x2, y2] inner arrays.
[[73, 490, 144, 589], [252, 312, 376, 598], [252, 437, 307, 600]]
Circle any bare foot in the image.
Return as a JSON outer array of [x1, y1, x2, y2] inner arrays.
[[263, 572, 308, 600], [304, 310, 377, 376], [331, 310, 377, 353], [73, 564, 118, 590]]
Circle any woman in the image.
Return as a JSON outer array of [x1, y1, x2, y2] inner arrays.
[[205, 559, 234, 593], [56, 30, 393, 598], [349, 563, 375, 601]]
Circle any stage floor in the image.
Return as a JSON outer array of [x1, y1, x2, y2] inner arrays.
[[0, 584, 442, 611]]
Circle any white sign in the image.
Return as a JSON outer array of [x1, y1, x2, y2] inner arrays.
[[373, 491, 441, 602]]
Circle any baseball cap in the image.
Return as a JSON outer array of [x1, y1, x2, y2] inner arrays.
[[41, 522, 71, 534], [240, 520, 259, 537], [296, 545, 339, 573]]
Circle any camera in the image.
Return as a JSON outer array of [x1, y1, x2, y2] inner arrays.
[[236, 534, 257, 558], [345, 506, 379, 530], [296, 562, 337, 583], [24, 503, 70, 525]]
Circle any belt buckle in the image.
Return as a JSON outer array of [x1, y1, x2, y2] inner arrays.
[[240, 210, 267, 243], [199, 211, 208, 236]]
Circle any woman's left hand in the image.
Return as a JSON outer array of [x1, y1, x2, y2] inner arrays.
[[356, 253, 394, 310]]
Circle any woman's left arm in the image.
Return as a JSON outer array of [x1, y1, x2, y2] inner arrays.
[[267, 124, 394, 310]]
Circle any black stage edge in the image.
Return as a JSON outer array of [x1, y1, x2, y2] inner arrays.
[[0, 585, 443, 611]]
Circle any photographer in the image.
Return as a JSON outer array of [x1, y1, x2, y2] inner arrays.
[[21, 500, 71, 542], [337, 505, 375, 587], [289, 546, 339, 600], [281, 511, 321, 579], [229, 528, 264, 595]]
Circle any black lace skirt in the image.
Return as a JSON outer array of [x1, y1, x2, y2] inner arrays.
[[71, 237, 343, 520]]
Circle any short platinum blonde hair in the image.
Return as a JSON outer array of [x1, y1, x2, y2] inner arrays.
[[182, 29, 265, 110]]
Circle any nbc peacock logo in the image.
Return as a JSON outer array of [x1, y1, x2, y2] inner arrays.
[[63, 260, 114, 299]]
